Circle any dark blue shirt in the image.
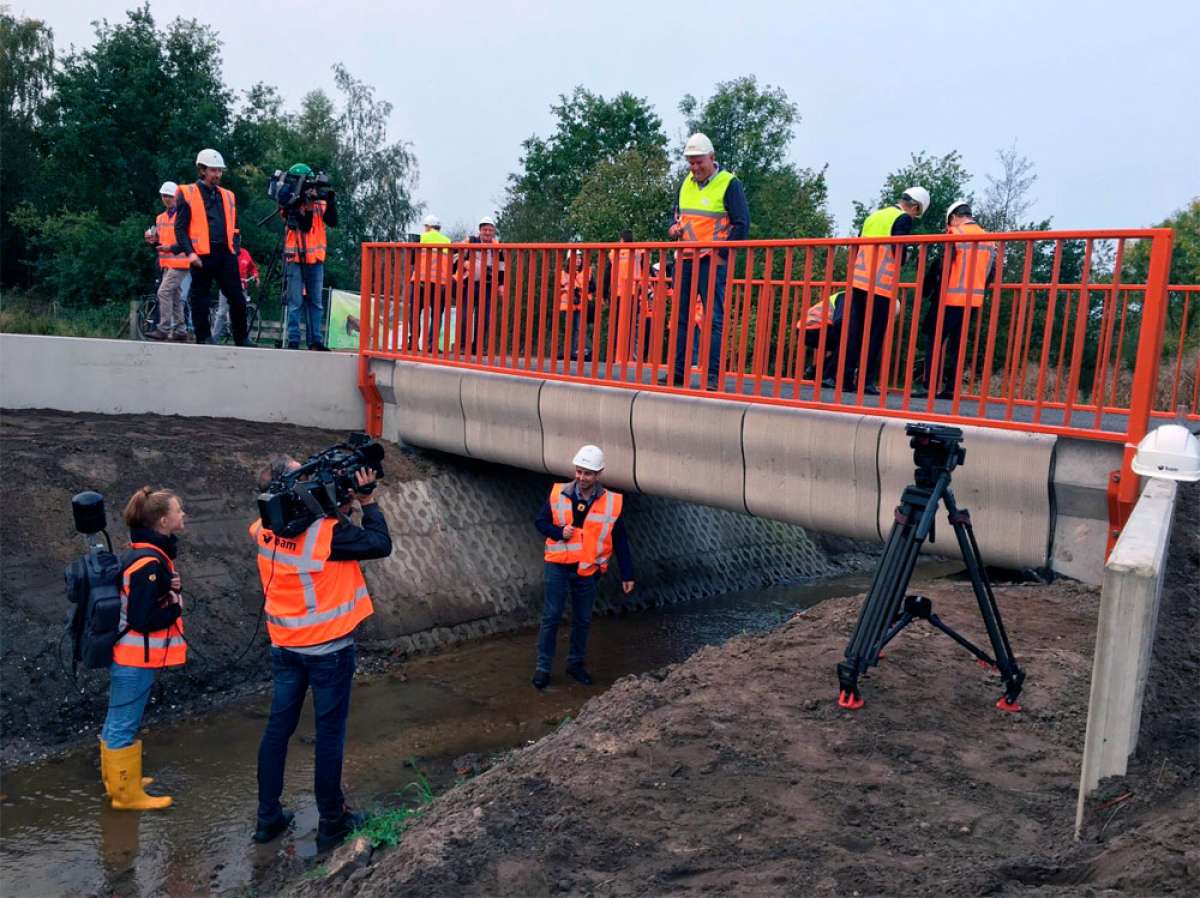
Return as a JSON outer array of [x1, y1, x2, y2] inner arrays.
[[535, 483, 634, 580], [329, 503, 392, 561]]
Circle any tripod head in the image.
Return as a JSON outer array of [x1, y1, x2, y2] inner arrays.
[[907, 422, 966, 488]]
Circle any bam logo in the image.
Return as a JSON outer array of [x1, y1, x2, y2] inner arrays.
[[262, 533, 273, 545]]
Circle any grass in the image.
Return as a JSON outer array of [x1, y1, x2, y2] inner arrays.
[[349, 769, 435, 850], [0, 290, 131, 338]]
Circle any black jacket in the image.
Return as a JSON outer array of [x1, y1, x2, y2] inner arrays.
[[328, 504, 392, 561], [123, 528, 182, 634]]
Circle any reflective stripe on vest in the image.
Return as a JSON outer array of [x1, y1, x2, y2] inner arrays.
[[945, 221, 997, 308], [800, 291, 843, 330], [178, 183, 236, 255], [113, 544, 187, 668], [543, 484, 624, 575], [155, 211, 190, 269], [284, 201, 327, 263], [678, 170, 735, 256], [414, 230, 452, 284], [558, 268, 592, 312], [249, 517, 374, 647], [852, 206, 904, 299]]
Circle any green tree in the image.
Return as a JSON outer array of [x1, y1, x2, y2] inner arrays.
[[500, 87, 668, 241], [0, 10, 55, 286], [852, 150, 973, 234], [566, 149, 674, 241]]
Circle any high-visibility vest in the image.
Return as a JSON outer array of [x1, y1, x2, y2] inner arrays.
[[284, 201, 328, 264], [799, 291, 844, 331], [558, 268, 592, 312], [414, 229, 452, 284], [852, 205, 904, 299], [249, 517, 373, 648], [677, 170, 735, 257], [178, 183, 236, 255], [154, 211, 190, 270], [113, 543, 187, 668], [608, 248, 645, 301], [945, 220, 997, 309], [543, 483, 624, 576]]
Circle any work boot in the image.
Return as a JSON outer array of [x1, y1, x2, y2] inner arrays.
[[531, 670, 550, 690], [565, 665, 593, 686], [863, 383, 880, 396], [99, 738, 152, 794], [103, 740, 172, 811], [909, 385, 929, 399], [144, 328, 169, 341], [287, 342, 300, 350], [308, 343, 330, 352], [936, 388, 955, 401], [316, 807, 367, 852], [252, 808, 295, 844]]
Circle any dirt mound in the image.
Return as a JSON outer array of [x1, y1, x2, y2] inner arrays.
[[292, 479, 1198, 898]]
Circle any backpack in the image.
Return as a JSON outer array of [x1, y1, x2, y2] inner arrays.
[[64, 546, 160, 670]]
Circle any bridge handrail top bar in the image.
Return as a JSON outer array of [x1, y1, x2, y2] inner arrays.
[[363, 228, 1174, 252]]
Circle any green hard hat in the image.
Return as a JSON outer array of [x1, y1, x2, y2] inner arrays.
[[288, 163, 313, 176]]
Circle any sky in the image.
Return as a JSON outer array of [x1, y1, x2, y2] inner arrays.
[[25, 0, 1200, 235]]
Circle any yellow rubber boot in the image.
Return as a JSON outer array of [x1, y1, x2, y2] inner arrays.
[[99, 738, 152, 795], [104, 740, 172, 811]]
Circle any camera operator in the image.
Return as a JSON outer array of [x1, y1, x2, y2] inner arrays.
[[249, 458, 390, 851], [277, 163, 338, 351], [172, 148, 251, 346]]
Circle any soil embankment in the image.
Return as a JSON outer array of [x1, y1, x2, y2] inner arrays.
[[0, 409, 866, 766], [291, 484, 1198, 898]]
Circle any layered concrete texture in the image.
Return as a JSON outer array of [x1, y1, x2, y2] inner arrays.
[[386, 361, 466, 455], [540, 382, 636, 492], [1052, 438, 1125, 582], [0, 333, 361, 430], [1075, 476, 1179, 830], [460, 370, 546, 471]]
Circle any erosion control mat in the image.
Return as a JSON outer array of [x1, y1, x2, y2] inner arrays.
[[295, 521, 1199, 898]]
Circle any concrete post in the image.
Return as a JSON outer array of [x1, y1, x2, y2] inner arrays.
[[1075, 477, 1178, 836]]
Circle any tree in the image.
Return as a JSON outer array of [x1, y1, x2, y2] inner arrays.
[[500, 87, 668, 241], [0, 10, 55, 286], [852, 150, 973, 234], [977, 142, 1038, 232], [566, 149, 674, 241], [680, 76, 832, 239]]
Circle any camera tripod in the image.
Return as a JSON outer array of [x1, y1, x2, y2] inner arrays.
[[836, 425, 1025, 712]]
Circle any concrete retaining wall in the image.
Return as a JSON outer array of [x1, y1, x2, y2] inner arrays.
[[1075, 477, 1179, 833], [0, 334, 361, 430]]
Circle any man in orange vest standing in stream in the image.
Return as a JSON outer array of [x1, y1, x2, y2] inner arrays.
[[249, 458, 392, 851], [172, 148, 251, 346], [533, 445, 635, 690]]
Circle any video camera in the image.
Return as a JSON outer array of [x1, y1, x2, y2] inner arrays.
[[267, 167, 333, 209], [906, 422, 966, 487], [257, 433, 385, 537]]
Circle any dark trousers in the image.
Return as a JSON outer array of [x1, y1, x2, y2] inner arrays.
[[407, 282, 447, 351], [536, 562, 597, 672], [188, 246, 248, 345], [458, 282, 493, 355], [804, 324, 845, 380], [256, 643, 356, 824], [922, 306, 966, 392], [840, 287, 892, 386], [671, 256, 727, 383]]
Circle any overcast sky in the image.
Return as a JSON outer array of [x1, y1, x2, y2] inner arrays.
[[26, 0, 1200, 234]]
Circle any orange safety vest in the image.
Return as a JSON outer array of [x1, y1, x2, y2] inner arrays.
[[178, 183, 236, 255], [944, 221, 997, 309], [112, 543, 187, 668], [154, 211, 190, 270], [284, 201, 328, 264], [608, 248, 645, 301], [543, 483, 624, 576], [851, 244, 900, 299], [798, 292, 844, 332], [249, 517, 373, 648], [412, 245, 452, 285], [558, 269, 592, 312]]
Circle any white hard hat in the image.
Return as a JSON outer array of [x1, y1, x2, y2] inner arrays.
[[422, 214, 441, 228], [945, 198, 972, 227], [573, 444, 606, 472], [1131, 425, 1200, 481], [683, 132, 715, 157], [158, 181, 178, 196], [478, 214, 496, 227], [195, 148, 225, 168], [901, 186, 930, 217]]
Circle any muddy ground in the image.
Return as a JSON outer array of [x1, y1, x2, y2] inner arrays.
[[289, 485, 1199, 898], [0, 409, 428, 766]]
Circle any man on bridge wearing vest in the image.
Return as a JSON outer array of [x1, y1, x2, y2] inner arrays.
[[172, 148, 251, 346], [533, 444, 634, 690], [278, 163, 337, 351], [661, 133, 750, 391], [835, 186, 930, 394], [249, 459, 392, 851]]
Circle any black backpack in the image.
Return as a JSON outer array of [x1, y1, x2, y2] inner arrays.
[[65, 546, 160, 670]]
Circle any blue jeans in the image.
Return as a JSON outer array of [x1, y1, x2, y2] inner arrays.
[[101, 664, 157, 749], [536, 562, 597, 672], [256, 644, 356, 824], [672, 256, 728, 383], [284, 261, 325, 347]]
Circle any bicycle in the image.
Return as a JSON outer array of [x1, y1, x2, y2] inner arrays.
[[137, 282, 263, 345]]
